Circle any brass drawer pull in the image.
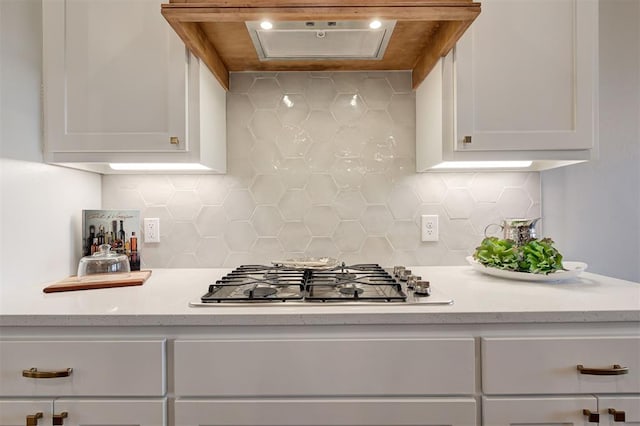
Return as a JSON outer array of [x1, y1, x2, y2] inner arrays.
[[26, 412, 43, 426], [608, 408, 626, 422], [170, 136, 180, 145], [582, 409, 599, 423], [577, 364, 629, 375], [22, 367, 73, 378], [53, 412, 68, 426]]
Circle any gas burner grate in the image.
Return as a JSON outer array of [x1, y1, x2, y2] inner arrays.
[[200, 263, 407, 303]]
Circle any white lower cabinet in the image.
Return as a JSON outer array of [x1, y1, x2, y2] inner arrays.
[[174, 398, 477, 426], [0, 339, 167, 425], [481, 336, 640, 425], [0, 399, 165, 426]]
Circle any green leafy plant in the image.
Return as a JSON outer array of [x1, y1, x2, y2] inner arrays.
[[473, 237, 565, 274]]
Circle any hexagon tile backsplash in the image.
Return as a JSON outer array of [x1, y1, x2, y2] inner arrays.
[[103, 71, 541, 268]]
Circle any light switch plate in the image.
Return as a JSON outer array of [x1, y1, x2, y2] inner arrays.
[[144, 218, 160, 243]]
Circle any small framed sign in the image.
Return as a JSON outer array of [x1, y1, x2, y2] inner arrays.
[[82, 210, 141, 271]]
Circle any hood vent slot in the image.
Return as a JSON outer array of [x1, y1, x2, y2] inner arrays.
[[246, 20, 396, 61]]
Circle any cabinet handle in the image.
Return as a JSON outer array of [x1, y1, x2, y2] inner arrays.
[[26, 412, 43, 426], [463, 135, 472, 144], [582, 409, 599, 423], [608, 408, 626, 422], [52, 412, 68, 426], [170, 136, 180, 145], [22, 367, 73, 378], [577, 364, 629, 375]]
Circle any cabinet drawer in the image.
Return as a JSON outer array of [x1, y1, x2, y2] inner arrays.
[[0, 340, 166, 397], [174, 397, 477, 425], [482, 337, 640, 394], [175, 338, 475, 396]]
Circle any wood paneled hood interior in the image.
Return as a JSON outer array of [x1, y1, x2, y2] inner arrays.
[[161, 0, 480, 90]]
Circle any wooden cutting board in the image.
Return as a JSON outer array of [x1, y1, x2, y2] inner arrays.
[[43, 270, 152, 293]]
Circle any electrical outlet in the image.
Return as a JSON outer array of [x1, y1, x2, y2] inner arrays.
[[144, 218, 160, 243], [421, 214, 439, 242]]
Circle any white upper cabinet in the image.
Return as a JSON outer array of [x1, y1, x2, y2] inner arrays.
[[42, 0, 226, 174], [417, 0, 598, 171]]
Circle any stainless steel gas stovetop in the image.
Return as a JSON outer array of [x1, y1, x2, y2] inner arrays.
[[189, 263, 453, 306]]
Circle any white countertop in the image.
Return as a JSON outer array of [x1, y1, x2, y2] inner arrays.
[[1, 266, 638, 327]]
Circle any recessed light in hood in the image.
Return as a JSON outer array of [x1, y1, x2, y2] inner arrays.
[[246, 20, 396, 61]]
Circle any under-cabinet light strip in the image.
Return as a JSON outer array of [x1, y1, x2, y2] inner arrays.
[[109, 163, 211, 171], [431, 161, 533, 169]]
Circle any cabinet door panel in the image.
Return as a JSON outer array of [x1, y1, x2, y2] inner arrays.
[[175, 338, 475, 396], [483, 396, 597, 426], [54, 399, 166, 426], [482, 337, 640, 394], [0, 340, 165, 397], [43, 0, 186, 153], [598, 396, 640, 426], [174, 398, 477, 426], [456, 0, 597, 151], [0, 400, 52, 426]]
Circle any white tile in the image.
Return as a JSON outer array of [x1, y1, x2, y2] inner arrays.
[[196, 176, 230, 205], [138, 176, 174, 205], [469, 203, 502, 237], [223, 189, 256, 221], [305, 237, 340, 258], [229, 73, 255, 93], [306, 174, 338, 204], [302, 110, 339, 144], [360, 205, 394, 235], [414, 174, 448, 203], [387, 184, 420, 220], [249, 110, 281, 144], [277, 72, 310, 94], [440, 219, 478, 251], [195, 205, 227, 237], [442, 173, 475, 188], [249, 139, 283, 174], [359, 77, 393, 109], [164, 222, 200, 254], [332, 72, 366, 93], [304, 205, 340, 236], [276, 124, 312, 158], [331, 93, 367, 125], [223, 221, 258, 251], [278, 189, 312, 220], [277, 94, 310, 126], [251, 237, 285, 258], [361, 173, 393, 204], [523, 173, 542, 204], [361, 141, 394, 174], [168, 253, 199, 268], [386, 221, 421, 250], [386, 72, 412, 94], [250, 174, 285, 205], [387, 94, 415, 127], [469, 173, 505, 202], [334, 190, 367, 219], [278, 222, 312, 252], [331, 158, 365, 189], [227, 125, 255, 160], [443, 188, 476, 220], [251, 205, 284, 237], [497, 188, 534, 219], [306, 142, 336, 172], [227, 93, 254, 127], [167, 190, 202, 221], [333, 125, 367, 158], [169, 175, 200, 190], [195, 237, 229, 267], [279, 158, 310, 189], [333, 221, 366, 252], [359, 236, 394, 264], [248, 77, 283, 109], [414, 243, 448, 266], [305, 78, 336, 109]]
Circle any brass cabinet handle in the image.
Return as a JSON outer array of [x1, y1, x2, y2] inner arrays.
[[582, 409, 599, 423], [22, 367, 73, 378], [577, 364, 629, 375], [608, 408, 626, 422], [53, 412, 68, 426], [170, 136, 180, 145], [463, 135, 472, 144], [26, 412, 43, 426]]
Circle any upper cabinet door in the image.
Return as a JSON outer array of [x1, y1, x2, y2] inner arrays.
[[43, 0, 187, 153], [455, 0, 598, 152]]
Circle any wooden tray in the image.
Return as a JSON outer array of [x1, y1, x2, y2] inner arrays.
[[43, 270, 152, 293]]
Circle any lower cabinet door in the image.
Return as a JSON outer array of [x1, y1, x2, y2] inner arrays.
[[483, 396, 597, 426], [174, 397, 477, 426], [0, 400, 52, 426], [53, 399, 166, 426], [598, 396, 640, 426]]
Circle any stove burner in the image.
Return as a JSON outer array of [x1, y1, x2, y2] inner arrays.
[[338, 285, 364, 296], [244, 286, 278, 298], [335, 272, 357, 283]]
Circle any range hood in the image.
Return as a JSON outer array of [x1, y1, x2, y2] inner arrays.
[[161, 0, 481, 91]]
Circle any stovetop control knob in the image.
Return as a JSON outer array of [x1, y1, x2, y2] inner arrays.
[[414, 280, 431, 296]]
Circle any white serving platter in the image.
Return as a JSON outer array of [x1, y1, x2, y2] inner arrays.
[[466, 256, 588, 282]]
